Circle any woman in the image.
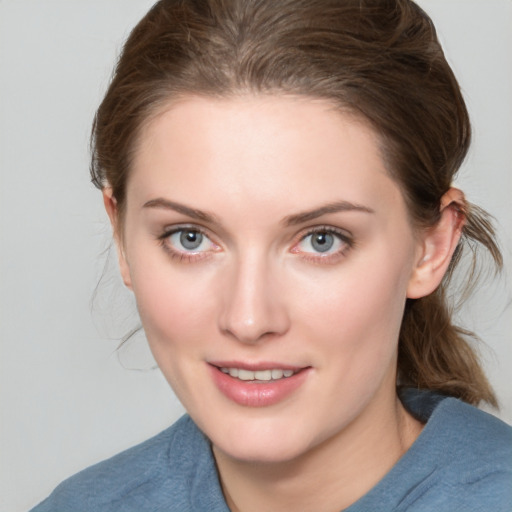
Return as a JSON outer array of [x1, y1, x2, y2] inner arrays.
[[31, 0, 511, 510]]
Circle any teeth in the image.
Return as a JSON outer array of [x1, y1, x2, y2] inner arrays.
[[255, 370, 272, 381], [220, 367, 297, 381], [238, 369, 254, 381], [271, 369, 283, 379]]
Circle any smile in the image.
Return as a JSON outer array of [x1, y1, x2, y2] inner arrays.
[[219, 367, 296, 381], [209, 363, 311, 407]]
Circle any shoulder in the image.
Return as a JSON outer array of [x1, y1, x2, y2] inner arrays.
[[398, 389, 512, 511], [401, 388, 512, 467], [30, 415, 220, 512]]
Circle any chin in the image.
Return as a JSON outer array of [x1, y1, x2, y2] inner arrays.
[[215, 437, 309, 465], [205, 413, 320, 464]]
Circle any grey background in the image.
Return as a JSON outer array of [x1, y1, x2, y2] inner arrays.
[[0, 1, 510, 511]]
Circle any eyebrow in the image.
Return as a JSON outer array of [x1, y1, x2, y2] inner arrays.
[[142, 197, 374, 226], [142, 198, 218, 223], [282, 201, 375, 226]]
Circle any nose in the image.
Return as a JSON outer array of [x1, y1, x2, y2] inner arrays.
[[218, 253, 290, 344]]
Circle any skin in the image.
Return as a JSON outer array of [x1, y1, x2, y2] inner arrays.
[[104, 95, 464, 511]]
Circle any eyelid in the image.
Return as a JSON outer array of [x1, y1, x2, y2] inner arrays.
[[291, 224, 353, 245], [158, 224, 203, 242], [290, 225, 354, 262], [158, 224, 221, 262]]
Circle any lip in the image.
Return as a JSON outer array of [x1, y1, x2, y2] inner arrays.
[[208, 361, 311, 407]]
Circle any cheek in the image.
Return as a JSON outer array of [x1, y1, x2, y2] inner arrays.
[[128, 255, 217, 351], [294, 250, 412, 358], [130, 262, 220, 404]]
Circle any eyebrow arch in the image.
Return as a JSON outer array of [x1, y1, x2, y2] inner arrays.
[[142, 198, 218, 223], [283, 200, 375, 226]]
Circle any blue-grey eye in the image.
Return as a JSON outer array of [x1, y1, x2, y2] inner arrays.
[[311, 232, 334, 252], [296, 230, 348, 255], [180, 230, 203, 250], [167, 228, 213, 253]]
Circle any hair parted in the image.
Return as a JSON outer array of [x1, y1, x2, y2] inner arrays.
[[91, 0, 502, 405]]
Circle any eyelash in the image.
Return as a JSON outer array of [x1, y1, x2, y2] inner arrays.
[[157, 225, 218, 263], [291, 226, 354, 264], [157, 225, 354, 264]]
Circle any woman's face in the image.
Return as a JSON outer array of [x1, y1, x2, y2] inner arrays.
[[116, 95, 424, 463]]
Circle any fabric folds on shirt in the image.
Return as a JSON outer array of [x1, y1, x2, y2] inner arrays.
[[30, 389, 512, 512]]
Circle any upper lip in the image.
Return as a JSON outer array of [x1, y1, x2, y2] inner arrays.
[[208, 361, 307, 371]]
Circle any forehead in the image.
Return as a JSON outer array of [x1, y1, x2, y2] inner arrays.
[[129, 94, 405, 221]]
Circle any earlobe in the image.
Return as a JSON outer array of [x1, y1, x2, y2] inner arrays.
[[407, 188, 466, 299], [102, 188, 133, 290]]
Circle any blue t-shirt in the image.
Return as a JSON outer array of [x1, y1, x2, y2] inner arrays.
[[31, 389, 512, 511]]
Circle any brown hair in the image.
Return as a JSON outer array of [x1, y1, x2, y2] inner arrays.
[[91, 0, 502, 405]]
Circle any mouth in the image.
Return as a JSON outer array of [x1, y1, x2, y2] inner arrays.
[[208, 362, 311, 407]]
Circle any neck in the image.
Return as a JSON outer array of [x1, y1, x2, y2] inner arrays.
[[213, 387, 423, 512]]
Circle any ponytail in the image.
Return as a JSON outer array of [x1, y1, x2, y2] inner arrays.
[[398, 203, 502, 406]]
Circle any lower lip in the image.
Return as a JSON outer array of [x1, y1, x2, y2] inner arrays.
[[208, 365, 310, 407]]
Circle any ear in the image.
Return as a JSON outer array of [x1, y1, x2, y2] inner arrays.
[[407, 188, 465, 299], [102, 188, 132, 290]]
